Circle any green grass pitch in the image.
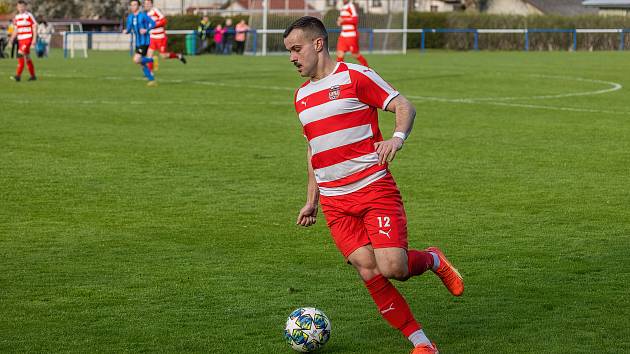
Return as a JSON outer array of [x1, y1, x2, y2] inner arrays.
[[1, 50, 630, 353]]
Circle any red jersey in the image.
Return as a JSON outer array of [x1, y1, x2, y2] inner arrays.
[[13, 11, 37, 41], [339, 2, 358, 38], [294, 62, 399, 197], [147, 7, 167, 39]]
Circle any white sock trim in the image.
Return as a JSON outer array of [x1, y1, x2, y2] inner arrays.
[[408, 329, 431, 347]]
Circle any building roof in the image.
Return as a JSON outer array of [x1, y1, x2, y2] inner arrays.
[[526, 0, 596, 15], [232, 0, 316, 11], [582, 0, 630, 8]]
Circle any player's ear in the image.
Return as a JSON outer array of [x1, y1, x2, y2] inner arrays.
[[314, 37, 323, 52]]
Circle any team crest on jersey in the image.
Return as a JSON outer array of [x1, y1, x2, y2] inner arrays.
[[329, 85, 340, 100]]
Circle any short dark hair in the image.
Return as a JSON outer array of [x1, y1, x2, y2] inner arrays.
[[284, 16, 328, 48], [130, 0, 140, 4], [16, 0, 27, 5]]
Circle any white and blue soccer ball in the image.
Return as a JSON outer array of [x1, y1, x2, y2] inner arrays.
[[284, 307, 331, 352]]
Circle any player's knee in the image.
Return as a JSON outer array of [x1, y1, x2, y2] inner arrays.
[[379, 261, 409, 281], [355, 265, 380, 282], [17, 53, 23, 58]]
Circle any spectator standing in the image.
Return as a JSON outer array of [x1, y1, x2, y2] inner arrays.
[[36, 19, 54, 57], [222, 18, 234, 55], [234, 19, 249, 55], [8, 20, 18, 58], [197, 16, 211, 54], [213, 24, 225, 54], [0, 24, 7, 58]]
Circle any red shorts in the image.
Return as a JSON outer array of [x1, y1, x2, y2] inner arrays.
[[18, 39, 32, 55], [337, 36, 360, 54], [320, 173, 408, 259], [149, 37, 168, 53]]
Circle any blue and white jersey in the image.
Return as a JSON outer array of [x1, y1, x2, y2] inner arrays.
[[126, 11, 155, 47]]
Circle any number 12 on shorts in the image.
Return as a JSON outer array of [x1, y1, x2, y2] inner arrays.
[[377, 216, 391, 228]]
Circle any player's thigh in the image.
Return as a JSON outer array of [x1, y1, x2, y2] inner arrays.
[[321, 198, 371, 261], [146, 47, 155, 58], [363, 198, 408, 251], [18, 40, 31, 55]]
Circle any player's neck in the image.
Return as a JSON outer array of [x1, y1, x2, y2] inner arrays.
[[311, 56, 336, 82]]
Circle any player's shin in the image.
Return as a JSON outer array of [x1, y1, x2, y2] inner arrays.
[[356, 54, 368, 67], [364, 274, 421, 337], [141, 64, 154, 81], [16, 54, 25, 76], [26, 58, 35, 77]]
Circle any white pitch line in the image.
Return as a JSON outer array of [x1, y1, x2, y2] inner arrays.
[[407, 95, 630, 116]]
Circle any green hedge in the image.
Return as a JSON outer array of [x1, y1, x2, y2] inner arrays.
[[408, 13, 630, 50]]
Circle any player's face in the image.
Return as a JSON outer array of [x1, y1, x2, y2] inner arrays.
[[144, 1, 152, 11], [16, 3, 26, 12], [130, 1, 140, 13], [284, 29, 319, 78]]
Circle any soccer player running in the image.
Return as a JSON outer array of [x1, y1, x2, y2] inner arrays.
[[143, 0, 186, 72], [284, 17, 463, 354], [9, 0, 37, 82], [124, 0, 157, 86], [336, 0, 368, 67]]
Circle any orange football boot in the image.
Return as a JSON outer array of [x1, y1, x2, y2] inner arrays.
[[410, 342, 439, 354], [426, 247, 464, 296]]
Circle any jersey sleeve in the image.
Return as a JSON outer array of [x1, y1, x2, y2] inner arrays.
[[352, 69, 399, 110], [155, 9, 167, 27]]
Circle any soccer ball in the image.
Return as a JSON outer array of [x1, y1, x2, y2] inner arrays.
[[284, 307, 331, 352]]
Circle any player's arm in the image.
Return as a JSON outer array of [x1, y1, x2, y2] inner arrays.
[[31, 22, 37, 45], [155, 10, 167, 28], [375, 95, 416, 165], [340, 16, 358, 26], [297, 144, 319, 227], [124, 15, 132, 34]]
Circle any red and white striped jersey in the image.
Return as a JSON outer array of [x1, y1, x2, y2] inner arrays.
[[147, 7, 167, 39], [339, 2, 358, 38], [13, 12, 37, 41], [294, 62, 399, 197]]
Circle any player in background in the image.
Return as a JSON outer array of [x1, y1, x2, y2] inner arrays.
[[124, 0, 156, 86], [284, 17, 464, 354], [143, 0, 186, 73], [9, 0, 37, 82], [336, 0, 368, 67]]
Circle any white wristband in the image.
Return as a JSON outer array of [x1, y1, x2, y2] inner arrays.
[[393, 132, 407, 141]]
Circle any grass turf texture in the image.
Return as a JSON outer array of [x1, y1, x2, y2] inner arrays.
[[1, 50, 629, 353]]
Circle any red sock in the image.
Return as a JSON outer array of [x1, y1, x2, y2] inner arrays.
[[26, 58, 35, 77], [168, 52, 178, 59], [147, 62, 154, 71], [407, 249, 434, 278], [16, 57, 25, 76], [356, 54, 368, 67], [365, 274, 421, 337], [336, 56, 343, 62]]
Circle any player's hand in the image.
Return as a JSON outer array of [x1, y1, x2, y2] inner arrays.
[[337, 17, 342, 26], [140, 28, 147, 34], [374, 137, 404, 165], [297, 203, 318, 227]]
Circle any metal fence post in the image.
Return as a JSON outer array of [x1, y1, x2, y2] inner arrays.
[[421, 30, 425, 52], [525, 30, 529, 51], [474, 30, 479, 51], [573, 29, 577, 51]]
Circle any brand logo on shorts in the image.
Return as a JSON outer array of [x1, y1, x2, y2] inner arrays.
[[379, 229, 392, 239], [329, 85, 340, 100]]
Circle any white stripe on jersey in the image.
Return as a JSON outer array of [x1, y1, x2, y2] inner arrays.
[[309, 124, 373, 155], [342, 25, 355, 31], [314, 152, 379, 183], [299, 98, 367, 126], [340, 32, 357, 38], [295, 67, 349, 102], [318, 169, 388, 196]]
